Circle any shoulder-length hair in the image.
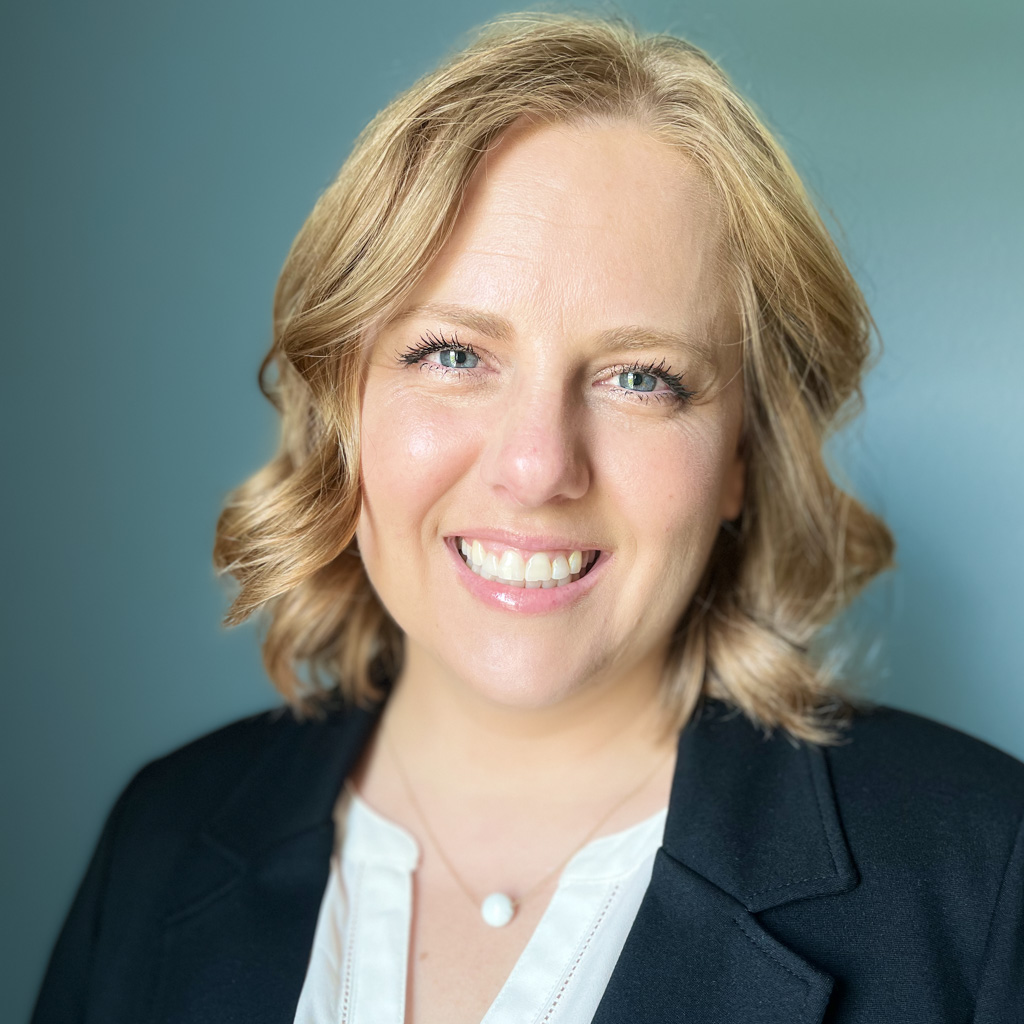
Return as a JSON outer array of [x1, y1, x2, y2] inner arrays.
[[213, 10, 894, 745]]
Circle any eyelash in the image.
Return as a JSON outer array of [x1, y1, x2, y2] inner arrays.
[[397, 330, 696, 406]]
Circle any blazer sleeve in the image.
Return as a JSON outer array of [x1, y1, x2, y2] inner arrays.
[[29, 773, 139, 1024], [973, 805, 1024, 1023]]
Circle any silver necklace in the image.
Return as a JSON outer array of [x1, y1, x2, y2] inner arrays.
[[380, 723, 672, 928]]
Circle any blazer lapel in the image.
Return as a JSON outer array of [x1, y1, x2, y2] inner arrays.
[[593, 697, 858, 1024], [149, 696, 385, 1024]]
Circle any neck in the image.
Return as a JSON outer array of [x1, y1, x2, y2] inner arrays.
[[379, 643, 678, 804]]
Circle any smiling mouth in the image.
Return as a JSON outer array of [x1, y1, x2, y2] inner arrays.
[[454, 537, 602, 588]]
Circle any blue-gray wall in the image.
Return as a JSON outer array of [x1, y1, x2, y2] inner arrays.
[[3, 1, 1021, 1018]]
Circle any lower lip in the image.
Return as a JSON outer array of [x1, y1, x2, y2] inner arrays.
[[445, 537, 610, 614]]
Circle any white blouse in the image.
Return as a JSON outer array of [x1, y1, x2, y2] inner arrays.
[[293, 784, 668, 1024]]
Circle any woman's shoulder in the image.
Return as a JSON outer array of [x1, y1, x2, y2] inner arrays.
[[124, 706, 295, 807], [112, 697, 376, 844], [31, 699, 381, 1022], [818, 702, 1024, 880], [689, 697, 1024, 888], [698, 695, 1024, 806], [828, 701, 1024, 812]]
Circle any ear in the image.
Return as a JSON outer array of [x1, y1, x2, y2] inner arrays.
[[718, 438, 746, 522]]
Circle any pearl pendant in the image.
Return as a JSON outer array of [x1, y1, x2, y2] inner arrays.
[[481, 892, 516, 927]]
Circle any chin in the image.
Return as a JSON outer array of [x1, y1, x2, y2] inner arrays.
[[446, 645, 601, 711], [444, 651, 581, 708]]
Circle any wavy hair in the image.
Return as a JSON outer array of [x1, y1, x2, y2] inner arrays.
[[213, 10, 895, 745]]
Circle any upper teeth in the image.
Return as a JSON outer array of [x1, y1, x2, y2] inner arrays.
[[458, 538, 597, 587]]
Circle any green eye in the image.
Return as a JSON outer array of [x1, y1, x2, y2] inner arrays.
[[619, 370, 657, 392], [437, 348, 478, 369]]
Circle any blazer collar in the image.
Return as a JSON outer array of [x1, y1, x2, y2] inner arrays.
[[153, 692, 857, 1023], [663, 697, 858, 912], [202, 696, 383, 870], [591, 696, 859, 1023], [151, 695, 385, 1023]]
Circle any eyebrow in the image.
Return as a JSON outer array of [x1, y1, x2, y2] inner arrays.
[[389, 301, 719, 364]]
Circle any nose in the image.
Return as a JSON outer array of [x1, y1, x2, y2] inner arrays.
[[477, 373, 590, 507]]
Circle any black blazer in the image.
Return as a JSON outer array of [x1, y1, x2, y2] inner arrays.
[[31, 694, 1024, 1023]]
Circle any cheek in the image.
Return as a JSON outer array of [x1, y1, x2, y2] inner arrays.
[[598, 419, 727, 556], [359, 386, 474, 542]]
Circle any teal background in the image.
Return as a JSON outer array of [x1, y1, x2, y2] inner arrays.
[[3, 0, 1021, 1018]]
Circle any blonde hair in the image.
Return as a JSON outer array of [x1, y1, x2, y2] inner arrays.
[[213, 10, 894, 745]]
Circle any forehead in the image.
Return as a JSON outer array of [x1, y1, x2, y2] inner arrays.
[[389, 120, 738, 366]]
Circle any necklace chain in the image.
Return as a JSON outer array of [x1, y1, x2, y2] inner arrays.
[[376, 721, 674, 917]]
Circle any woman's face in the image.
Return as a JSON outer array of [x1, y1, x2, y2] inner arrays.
[[356, 119, 745, 710]]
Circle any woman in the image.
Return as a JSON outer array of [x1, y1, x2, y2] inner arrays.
[[32, 11, 1024, 1024]]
